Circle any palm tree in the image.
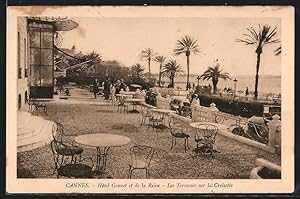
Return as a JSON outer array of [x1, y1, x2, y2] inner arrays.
[[161, 60, 184, 88], [139, 48, 157, 80], [173, 35, 200, 90], [236, 24, 280, 100], [200, 62, 231, 94], [131, 63, 145, 79], [154, 55, 166, 87]]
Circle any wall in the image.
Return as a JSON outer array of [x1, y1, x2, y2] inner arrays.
[[17, 17, 29, 109]]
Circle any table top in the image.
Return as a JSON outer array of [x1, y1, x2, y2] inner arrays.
[[151, 108, 176, 114], [120, 91, 137, 95], [116, 94, 130, 97], [29, 98, 53, 102], [75, 133, 131, 147], [125, 98, 144, 102], [189, 122, 229, 130]]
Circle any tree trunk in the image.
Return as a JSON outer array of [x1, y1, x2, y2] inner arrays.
[[254, 52, 261, 100], [148, 59, 151, 80], [212, 79, 218, 94], [186, 55, 190, 90], [158, 63, 162, 87], [170, 77, 174, 88]]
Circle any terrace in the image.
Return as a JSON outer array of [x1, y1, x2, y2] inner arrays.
[[17, 87, 280, 179]]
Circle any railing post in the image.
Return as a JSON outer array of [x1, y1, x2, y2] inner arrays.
[[208, 103, 219, 122], [267, 114, 281, 153], [191, 98, 200, 122], [166, 95, 171, 110]]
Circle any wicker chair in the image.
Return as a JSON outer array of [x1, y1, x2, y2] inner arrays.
[[193, 124, 218, 156], [51, 122, 83, 173], [168, 118, 190, 152], [128, 145, 155, 178]]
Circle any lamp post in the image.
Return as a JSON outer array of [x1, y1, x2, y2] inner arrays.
[[233, 78, 238, 98]]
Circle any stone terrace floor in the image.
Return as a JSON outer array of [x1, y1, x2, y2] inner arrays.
[[17, 88, 280, 179]]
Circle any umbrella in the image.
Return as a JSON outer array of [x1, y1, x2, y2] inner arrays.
[[54, 19, 78, 31]]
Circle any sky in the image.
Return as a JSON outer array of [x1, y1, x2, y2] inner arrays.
[[60, 17, 281, 77]]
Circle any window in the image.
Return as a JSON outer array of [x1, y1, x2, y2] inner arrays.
[[28, 20, 54, 86], [18, 94, 21, 109], [17, 32, 21, 78], [24, 38, 28, 77], [25, 91, 28, 103]]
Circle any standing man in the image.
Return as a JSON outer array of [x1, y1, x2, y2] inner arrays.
[[245, 87, 249, 96], [103, 77, 111, 100]]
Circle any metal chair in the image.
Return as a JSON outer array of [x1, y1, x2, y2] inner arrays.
[[51, 122, 83, 174], [50, 140, 94, 178], [193, 124, 218, 156], [117, 97, 129, 113], [140, 106, 153, 125], [169, 117, 190, 152], [147, 112, 165, 132], [128, 145, 155, 178]]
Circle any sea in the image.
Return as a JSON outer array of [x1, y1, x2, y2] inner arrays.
[[154, 74, 281, 95]]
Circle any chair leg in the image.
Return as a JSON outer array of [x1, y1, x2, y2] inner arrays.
[[141, 117, 144, 125], [145, 169, 149, 178], [128, 168, 133, 179], [128, 168, 132, 179]]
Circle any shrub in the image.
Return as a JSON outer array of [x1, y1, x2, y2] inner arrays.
[[197, 95, 264, 118]]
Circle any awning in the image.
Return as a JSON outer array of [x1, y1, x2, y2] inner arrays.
[[54, 19, 78, 31]]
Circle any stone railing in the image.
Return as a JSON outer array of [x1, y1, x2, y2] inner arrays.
[[168, 97, 282, 154], [154, 93, 281, 154]]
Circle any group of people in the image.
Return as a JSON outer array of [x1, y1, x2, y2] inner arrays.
[[92, 78, 128, 100]]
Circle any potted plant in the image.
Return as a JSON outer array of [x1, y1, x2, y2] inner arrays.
[[249, 158, 281, 179]]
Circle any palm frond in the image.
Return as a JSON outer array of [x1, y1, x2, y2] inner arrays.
[[173, 35, 200, 56]]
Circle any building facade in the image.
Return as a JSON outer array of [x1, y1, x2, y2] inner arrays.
[[17, 17, 29, 110], [17, 17, 78, 110]]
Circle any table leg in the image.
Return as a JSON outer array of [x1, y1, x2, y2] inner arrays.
[[95, 147, 110, 172]]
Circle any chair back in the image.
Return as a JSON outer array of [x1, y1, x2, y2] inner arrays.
[[130, 145, 154, 168], [52, 122, 65, 142], [169, 117, 187, 136], [195, 124, 218, 143]]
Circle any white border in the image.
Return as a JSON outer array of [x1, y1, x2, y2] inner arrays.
[[6, 6, 294, 194]]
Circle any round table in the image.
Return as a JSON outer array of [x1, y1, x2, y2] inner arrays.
[[115, 94, 130, 97], [75, 133, 130, 172], [189, 122, 229, 130], [151, 109, 176, 126], [151, 108, 176, 114], [125, 98, 145, 113], [120, 91, 136, 95]]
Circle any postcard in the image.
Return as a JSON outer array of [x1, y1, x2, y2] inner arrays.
[[6, 5, 294, 194]]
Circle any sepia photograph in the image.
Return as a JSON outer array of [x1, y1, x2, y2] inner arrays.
[[6, 6, 294, 194]]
